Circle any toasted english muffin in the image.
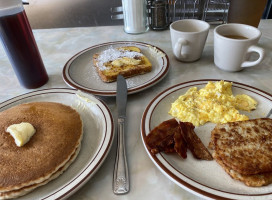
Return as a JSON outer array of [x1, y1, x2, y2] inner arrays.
[[93, 46, 152, 82]]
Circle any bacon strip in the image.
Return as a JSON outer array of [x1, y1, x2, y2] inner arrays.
[[145, 118, 181, 155], [174, 131, 187, 159], [145, 118, 212, 160], [179, 122, 213, 160]]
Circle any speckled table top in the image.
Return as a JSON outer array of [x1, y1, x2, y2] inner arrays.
[[0, 20, 271, 200]]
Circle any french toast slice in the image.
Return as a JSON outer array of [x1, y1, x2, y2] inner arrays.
[[93, 46, 152, 82], [211, 118, 272, 175]]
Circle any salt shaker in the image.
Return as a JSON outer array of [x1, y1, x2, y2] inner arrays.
[[122, 0, 148, 34]]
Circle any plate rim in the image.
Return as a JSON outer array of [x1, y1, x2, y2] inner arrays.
[[0, 88, 114, 200], [141, 79, 272, 200], [62, 41, 170, 96]]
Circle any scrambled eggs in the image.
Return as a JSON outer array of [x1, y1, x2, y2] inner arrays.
[[169, 81, 257, 126]]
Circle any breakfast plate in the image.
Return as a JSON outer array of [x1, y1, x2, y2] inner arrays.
[[62, 41, 169, 96], [141, 79, 272, 200], [0, 88, 114, 200]]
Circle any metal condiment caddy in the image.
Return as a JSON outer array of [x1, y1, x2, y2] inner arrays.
[[111, 0, 230, 31]]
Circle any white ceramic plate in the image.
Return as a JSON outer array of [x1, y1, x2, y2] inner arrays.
[[63, 41, 169, 96], [141, 79, 272, 200], [0, 88, 114, 200]]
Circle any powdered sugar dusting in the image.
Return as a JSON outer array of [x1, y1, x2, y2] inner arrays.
[[97, 47, 144, 71], [148, 45, 166, 58], [126, 76, 143, 87]]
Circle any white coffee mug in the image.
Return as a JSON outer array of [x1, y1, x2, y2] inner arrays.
[[214, 23, 265, 72], [170, 19, 210, 62]]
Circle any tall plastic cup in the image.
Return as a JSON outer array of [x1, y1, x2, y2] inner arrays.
[[0, 0, 48, 89]]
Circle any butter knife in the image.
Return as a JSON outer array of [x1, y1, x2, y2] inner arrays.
[[113, 75, 129, 194]]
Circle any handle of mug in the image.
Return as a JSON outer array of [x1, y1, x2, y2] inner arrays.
[[241, 45, 265, 68], [174, 38, 188, 59]]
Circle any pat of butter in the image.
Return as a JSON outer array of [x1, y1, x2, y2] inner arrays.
[[6, 122, 36, 147], [112, 57, 141, 67]]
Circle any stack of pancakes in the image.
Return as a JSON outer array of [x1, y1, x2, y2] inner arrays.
[[0, 102, 83, 199], [210, 118, 272, 187]]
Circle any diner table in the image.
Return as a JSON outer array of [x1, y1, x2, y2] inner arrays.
[[0, 19, 271, 200]]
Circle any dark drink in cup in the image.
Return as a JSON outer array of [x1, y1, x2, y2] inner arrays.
[[0, 0, 48, 89]]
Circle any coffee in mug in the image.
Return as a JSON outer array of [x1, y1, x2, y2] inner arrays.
[[214, 23, 265, 72], [223, 35, 248, 40]]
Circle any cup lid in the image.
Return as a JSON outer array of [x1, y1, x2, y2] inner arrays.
[[0, 0, 23, 17]]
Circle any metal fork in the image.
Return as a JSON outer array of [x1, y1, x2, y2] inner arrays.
[[266, 109, 272, 118]]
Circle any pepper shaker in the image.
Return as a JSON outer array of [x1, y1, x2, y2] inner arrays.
[[150, 0, 169, 30]]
